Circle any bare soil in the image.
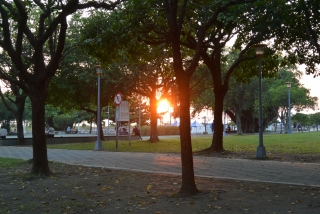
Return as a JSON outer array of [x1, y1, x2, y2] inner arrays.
[[1, 152, 320, 214]]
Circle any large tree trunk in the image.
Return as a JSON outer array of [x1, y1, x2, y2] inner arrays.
[[149, 92, 159, 142], [178, 81, 198, 195], [16, 107, 25, 145], [30, 88, 50, 176], [15, 94, 27, 145], [210, 93, 224, 151], [236, 112, 243, 135]]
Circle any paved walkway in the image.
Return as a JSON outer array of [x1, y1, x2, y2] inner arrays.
[[0, 146, 319, 187]]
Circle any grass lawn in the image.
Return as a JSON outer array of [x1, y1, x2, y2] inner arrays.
[[0, 157, 26, 168], [47, 131, 320, 155]]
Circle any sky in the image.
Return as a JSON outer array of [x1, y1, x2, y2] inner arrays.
[[300, 73, 320, 113]]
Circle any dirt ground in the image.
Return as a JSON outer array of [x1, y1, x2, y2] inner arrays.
[[1, 153, 320, 214]]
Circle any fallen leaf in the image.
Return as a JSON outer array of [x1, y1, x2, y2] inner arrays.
[[146, 185, 152, 191]]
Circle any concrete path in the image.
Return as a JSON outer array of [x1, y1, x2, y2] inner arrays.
[[0, 146, 319, 187]]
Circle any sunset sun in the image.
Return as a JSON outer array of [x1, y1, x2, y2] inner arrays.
[[157, 99, 169, 113]]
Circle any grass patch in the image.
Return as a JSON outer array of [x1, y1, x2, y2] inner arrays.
[[47, 131, 320, 155], [223, 132, 320, 154], [0, 157, 25, 168], [48, 138, 182, 153]]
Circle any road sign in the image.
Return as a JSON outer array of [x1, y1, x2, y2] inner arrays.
[[114, 92, 122, 106], [116, 101, 129, 121]]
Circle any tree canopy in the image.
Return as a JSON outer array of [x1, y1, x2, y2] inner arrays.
[[0, 0, 124, 175]]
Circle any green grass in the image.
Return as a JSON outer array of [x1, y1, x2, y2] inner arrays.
[[47, 131, 320, 155], [0, 157, 25, 168], [224, 132, 320, 154]]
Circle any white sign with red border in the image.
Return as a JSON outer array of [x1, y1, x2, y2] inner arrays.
[[114, 92, 122, 106]]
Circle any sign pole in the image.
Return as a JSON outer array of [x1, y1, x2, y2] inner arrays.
[[114, 92, 122, 150], [128, 102, 131, 146], [116, 106, 119, 149]]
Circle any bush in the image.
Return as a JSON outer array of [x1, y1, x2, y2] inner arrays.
[[53, 115, 75, 130], [139, 126, 180, 136]]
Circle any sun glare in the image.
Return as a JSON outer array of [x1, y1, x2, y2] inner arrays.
[[157, 99, 169, 113]]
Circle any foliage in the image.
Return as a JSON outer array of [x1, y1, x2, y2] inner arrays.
[[53, 115, 75, 131], [79, 7, 177, 142], [140, 126, 180, 136], [292, 113, 310, 126], [273, 0, 320, 75], [224, 65, 317, 133], [310, 113, 320, 128], [0, 0, 125, 175], [0, 99, 15, 131]]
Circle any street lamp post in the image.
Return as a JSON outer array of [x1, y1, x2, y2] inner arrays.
[[94, 65, 102, 150], [254, 44, 267, 159], [286, 82, 292, 134]]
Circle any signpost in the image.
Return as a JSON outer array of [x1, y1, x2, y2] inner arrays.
[[114, 93, 122, 149], [114, 93, 131, 148]]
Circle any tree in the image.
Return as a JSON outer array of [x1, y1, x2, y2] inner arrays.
[[0, 82, 27, 145], [0, 0, 123, 175], [0, 97, 16, 131], [310, 113, 320, 131], [124, 0, 281, 195], [53, 114, 75, 131], [79, 10, 176, 142], [273, 0, 320, 75], [292, 113, 310, 130], [224, 66, 317, 133]]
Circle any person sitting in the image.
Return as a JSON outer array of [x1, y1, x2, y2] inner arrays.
[[122, 126, 128, 134], [0, 126, 7, 139], [132, 125, 142, 140], [47, 126, 55, 137]]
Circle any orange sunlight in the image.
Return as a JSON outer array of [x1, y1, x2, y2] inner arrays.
[[157, 99, 170, 113]]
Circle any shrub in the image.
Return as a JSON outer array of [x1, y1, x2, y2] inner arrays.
[[53, 115, 75, 130], [139, 126, 180, 136]]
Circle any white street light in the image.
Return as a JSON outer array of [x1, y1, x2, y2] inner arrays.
[[94, 65, 102, 150], [254, 44, 267, 159], [286, 82, 292, 134]]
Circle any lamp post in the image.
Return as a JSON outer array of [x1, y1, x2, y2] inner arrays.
[[94, 65, 102, 150], [254, 44, 267, 159], [286, 82, 292, 134]]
